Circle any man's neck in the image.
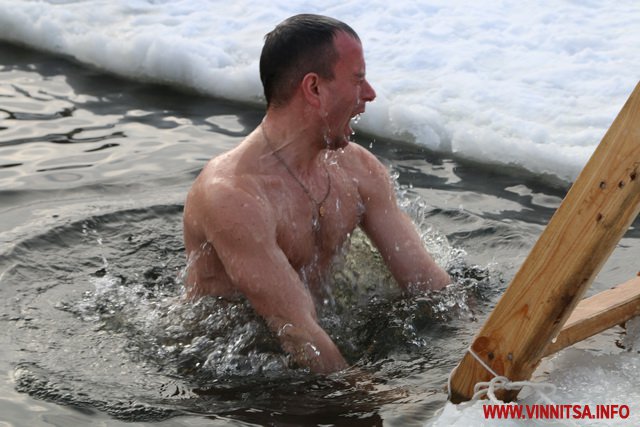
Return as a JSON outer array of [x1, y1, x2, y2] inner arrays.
[[261, 105, 326, 173]]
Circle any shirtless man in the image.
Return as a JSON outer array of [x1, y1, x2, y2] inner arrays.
[[183, 14, 451, 374]]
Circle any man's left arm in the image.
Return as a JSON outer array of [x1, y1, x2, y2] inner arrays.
[[354, 146, 451, 294]]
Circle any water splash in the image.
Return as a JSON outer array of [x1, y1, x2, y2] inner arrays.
[[2, 199, 501, 422]]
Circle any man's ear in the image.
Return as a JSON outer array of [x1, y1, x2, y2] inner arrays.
[[301, 73, 322, 108]]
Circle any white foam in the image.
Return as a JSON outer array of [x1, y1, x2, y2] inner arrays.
[[1, 1, 638, 182]]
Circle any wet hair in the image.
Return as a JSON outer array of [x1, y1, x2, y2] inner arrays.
[[260, 14, 360, 108]]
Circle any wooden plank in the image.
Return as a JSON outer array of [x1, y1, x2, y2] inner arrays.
[[448, 81, 640, 403], [543, 276, 640, 357]]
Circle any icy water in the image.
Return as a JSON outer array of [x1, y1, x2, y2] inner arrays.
[[1, 42, 639, 427]]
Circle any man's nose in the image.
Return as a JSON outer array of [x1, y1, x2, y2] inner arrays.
[[362, 79, 376, 102]]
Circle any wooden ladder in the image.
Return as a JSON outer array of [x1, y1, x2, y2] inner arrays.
[[449, 81, 640, 403]]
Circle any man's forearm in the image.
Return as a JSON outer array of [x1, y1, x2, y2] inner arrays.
[[405, 262, 451, 294]]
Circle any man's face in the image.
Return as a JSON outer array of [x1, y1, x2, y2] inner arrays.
[[320, 32, 376, 150]]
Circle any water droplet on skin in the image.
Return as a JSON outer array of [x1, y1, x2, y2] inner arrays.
[[305, 342, 320, 357], [278, 323, 293, 337]]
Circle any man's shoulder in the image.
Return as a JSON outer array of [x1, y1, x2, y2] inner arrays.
[[187, 150, 269, 211], [186, 175, 274, 243], [343, 141, 374, 158], [196, 172, 268, 208], [339, 143, 389, 178], [196, 144, 262, 189]]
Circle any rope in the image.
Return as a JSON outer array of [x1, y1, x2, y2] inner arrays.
[[448, 347, 557, 405], [446, 347, 584, 426]]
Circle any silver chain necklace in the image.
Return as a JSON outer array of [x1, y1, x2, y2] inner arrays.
[[261, 124, 331, 232]]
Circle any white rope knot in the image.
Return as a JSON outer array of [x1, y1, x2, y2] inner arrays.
[[448, 346, 557, 406], [471, 375, 557, 404]]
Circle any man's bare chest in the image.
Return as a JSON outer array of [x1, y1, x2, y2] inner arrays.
[[271, 173, 364, 269]]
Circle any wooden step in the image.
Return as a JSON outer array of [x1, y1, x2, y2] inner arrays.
[[543, 276, 640, 357]]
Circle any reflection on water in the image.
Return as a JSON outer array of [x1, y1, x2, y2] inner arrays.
[[0, 42, 261, 193]]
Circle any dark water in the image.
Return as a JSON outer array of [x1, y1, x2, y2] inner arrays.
[[1, 42, 638, 427]]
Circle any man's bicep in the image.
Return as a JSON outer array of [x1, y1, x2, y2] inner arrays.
[[206, 191, 315, 321]]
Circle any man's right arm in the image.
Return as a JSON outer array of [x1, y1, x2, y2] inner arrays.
[[202, 182, 347, 373]]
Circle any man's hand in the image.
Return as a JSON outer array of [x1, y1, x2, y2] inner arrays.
[[272, 317, 348, 373]]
